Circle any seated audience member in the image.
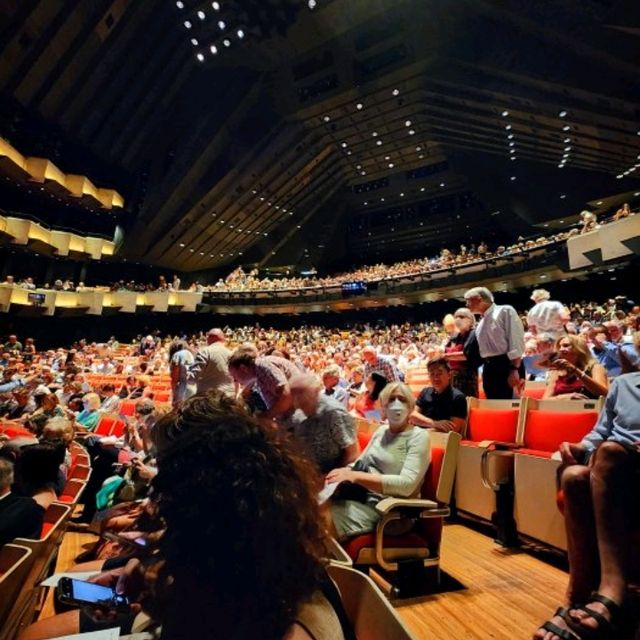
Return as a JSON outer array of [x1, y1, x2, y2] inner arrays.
[[0, 457, 45, 546], [24, 393, 65, 435], [11, 441, 64, 508], [542, 335, 608, 400], [348, 366, 365, 395], [613, 202, 631, 221], [327, 382, 430, 541], [75, 392, 102, 431], [0, 386, 35, 420], [290, 374, 358, 474], [228, 350, 297, 424], [411, 358, 467, 433], [361, 345, 403, 382], [590, 323, 639, 378], [579, 209, 598, 234], [321, 364, 349, 408], [535, 371, 640, 640], [443, 307, 482, 398], [41, 417, 75, 484], [100, 384, 121, 414], [353, 371, 387, 418]]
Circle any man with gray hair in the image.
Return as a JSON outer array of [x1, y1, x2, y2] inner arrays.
[[321, 364, 349, 408], [527, 288, 569, 339], [0, 456, 45, 545], [289, 374, 358, 474], [464, 286, 525, 399]]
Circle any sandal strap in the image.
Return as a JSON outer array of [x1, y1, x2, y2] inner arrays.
[[579, 606, 612, 631], [589, 592, 621, 617], [541, 621, 580, 640]]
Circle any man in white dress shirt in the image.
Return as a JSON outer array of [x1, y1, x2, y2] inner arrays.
[[464, 286, 526, 399], [527, 289, 569, 340]]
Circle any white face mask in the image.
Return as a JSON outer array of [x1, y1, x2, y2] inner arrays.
[[386, 398, 409, 427], [454, 318, 468, 330]]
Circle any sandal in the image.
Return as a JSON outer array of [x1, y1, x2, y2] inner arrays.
[[566, 593, 623, 640], [537, 607, 583, 640]]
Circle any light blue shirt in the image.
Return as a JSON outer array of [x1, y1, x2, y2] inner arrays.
[[582, 372, 640, 452], [0, 379, 23, 393], [593, 341, 640, 378]]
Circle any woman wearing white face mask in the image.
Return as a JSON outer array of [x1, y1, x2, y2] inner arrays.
[[443, 307, 482, 398], [326, 383, 431, 541]]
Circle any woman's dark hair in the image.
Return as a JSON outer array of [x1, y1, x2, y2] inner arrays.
[[149, 394, 326, 640], [14, 441, 65, 496], [368, 371, 388, 401], [168, 339, 189, 360]]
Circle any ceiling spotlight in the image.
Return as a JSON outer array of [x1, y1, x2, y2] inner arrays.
[[218, 20, 225, 29], [405, 120, 412, 127], [197, 10, 206, 19], [212, 1, 221, 9], [176, 1, 184, 7], [392, 89, 400, 96], [509, 149, 516, 154], [189, 248, 195, 252], [356, 103, 363, 110], [356, 164, 361, 169], [376, 140, 382, 146], [323, 115, 330, 122], [179, 242, 185, 247], [440, 182, 445, 187], [507, 134, 514, 139], [341, 142, 348, 148], [559, 110, 568, 118], [361, 170, 366, 175], [346, 150, 352, 155], [560, 194, 566, 199], [416, 146, 422, 151], [505, 125, 512, 130], [596, 200, 603, 205], [210, 44, 218, 54], [565, 146, 572, 151], [388, 163, 394, 168], [308, 0, 317, 8], [563, 137, 571, 143], [408, 129, 415, 135], [223, 38, 231, 47], [237, 29, 245, 39], [501, 110, 509, 117], [380, 198, 385, 202], [184, 20, 192, 28], [509, 141, 515, 146], [419, 154, 424, 159], [558, 164, 565, 168], [191, 38, 199, 45], [510, 176, 516, 181], [372, 131, 378, 137], [400, 193, 405, 197], [563, 125, 571, 131], [196, 52, 204, 61], [510, 156, 517, 161]]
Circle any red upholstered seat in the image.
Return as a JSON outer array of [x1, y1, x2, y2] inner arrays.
[[154, 392, 171, 403], [357, 431, 373, 451], [58, 495, 73, 503], [95, 415, 116, 436], [522, 386, 546, 400], [523, 410, 598, 455], [344, 532, 428, 558], [466, 408, 520, 443], [111, 420, 126, 437], [120, 401, 136, 417], [40, 522, 54, 538]]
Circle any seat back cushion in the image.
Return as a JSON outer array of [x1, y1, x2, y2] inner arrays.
[[524, 410, 599, 452], [467, 408, 519, 443]]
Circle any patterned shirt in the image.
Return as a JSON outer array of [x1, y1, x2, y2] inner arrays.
[[364, 354, 403, 383], [254, 356, 298, 410]]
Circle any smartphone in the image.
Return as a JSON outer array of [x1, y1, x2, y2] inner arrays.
[[102, 531, 148, 549], [57, 577, 130, 610]]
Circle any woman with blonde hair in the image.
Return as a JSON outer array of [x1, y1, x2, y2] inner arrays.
[[75, 392, 102, 431], [443, 307, 482, 397], [542, 335, 608, 400], [327, 382, 430, 540]]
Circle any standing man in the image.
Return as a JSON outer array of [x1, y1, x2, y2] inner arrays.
[[527, 289, 569, 340], [188, 328, 234, 396], [464, 286, 525, 399], [361, 345, 403, 383]]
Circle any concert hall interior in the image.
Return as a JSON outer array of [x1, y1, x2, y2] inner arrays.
[[0, 2, 639, 639]]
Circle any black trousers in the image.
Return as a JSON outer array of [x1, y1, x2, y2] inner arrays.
[[483, 355, 523, 400]]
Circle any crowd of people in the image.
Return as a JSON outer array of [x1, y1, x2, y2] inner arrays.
[[0, 283, 639, 639]]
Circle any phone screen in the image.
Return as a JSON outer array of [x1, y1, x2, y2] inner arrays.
[[69, 579, 128, 607]]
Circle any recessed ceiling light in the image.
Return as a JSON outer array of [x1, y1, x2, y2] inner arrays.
[[440, 182, 445, 187], [400, 192, 405, 197], [212, 1, 220, 9], [346, 150, 352, 155], [543, 223, 549, 227], [388, 163, 394, 168], [196, 52, 204, 61], [509, 142, 515, 147], [416, 146, 422, 151], [501, 110, 509, 117], [179, 242, 185, 247], [558, 164, 565, 168], [563, 137, 571, 143], [184, 20, 192, 28], [510, 156, 516, 161], [356, 164, 361, 169], [341, 142, 347, 148], [408, 129, 415, 135], [218, 20, 225, 29], [380, 198, 385, 202], [361, 170, 366, 175], [372, 131, 378, 137], [197, 10, 206, 19], [420, 187, 425, 192], [505, 125, 511, 130], [563, 125, 571, 131], [635, 192, 640, 196], [308, 0, 317, 8], [405, 120, 412, 127], [223, 38, 231, 47], [419, 154, 424, 159], [560, 194, 566, 199], [190, 248, 195, 252], [191, 38, 199, 45], [564, 146, 572, 152], [323, 115, 330, 122], [356, 103, 363, 110], [363, 201, 368, 205], [210, 44, 218, 54], [176, 1, 184, 7], [376, 140, 382, 146], [237, 29, 245, 39], [507, 134, 514, 139], [559, 220, 565, 224], [510, 176, 516, 181], [384, 155, 390, 160], [559, 110, 568, 118], [509, 149, 516, 154], [392, 89, 399, 96]]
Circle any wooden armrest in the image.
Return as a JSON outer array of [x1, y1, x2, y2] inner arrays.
[[375, 497, 438, 515], [477, 440, 520, 450]]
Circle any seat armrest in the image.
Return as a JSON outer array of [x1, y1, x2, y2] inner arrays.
[[375, 497, 438, 515], [477, 440, 520, 451]]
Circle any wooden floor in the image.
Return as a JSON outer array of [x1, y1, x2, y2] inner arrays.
[[44, 524, 568, 640]]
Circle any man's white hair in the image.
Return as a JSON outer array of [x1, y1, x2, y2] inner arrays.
[[463, 286, 494, 303], [531, 289, 550, 303]]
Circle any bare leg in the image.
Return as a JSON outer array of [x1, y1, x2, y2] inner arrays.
[[534, 464, 598, 640], [18, 610, 79, 640], [570, 442, 632, 633]]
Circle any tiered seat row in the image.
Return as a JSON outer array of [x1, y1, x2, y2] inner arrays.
[[0, 441, 91, 640]]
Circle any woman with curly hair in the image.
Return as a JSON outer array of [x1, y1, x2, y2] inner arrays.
[[148, 393, 350, 640]]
